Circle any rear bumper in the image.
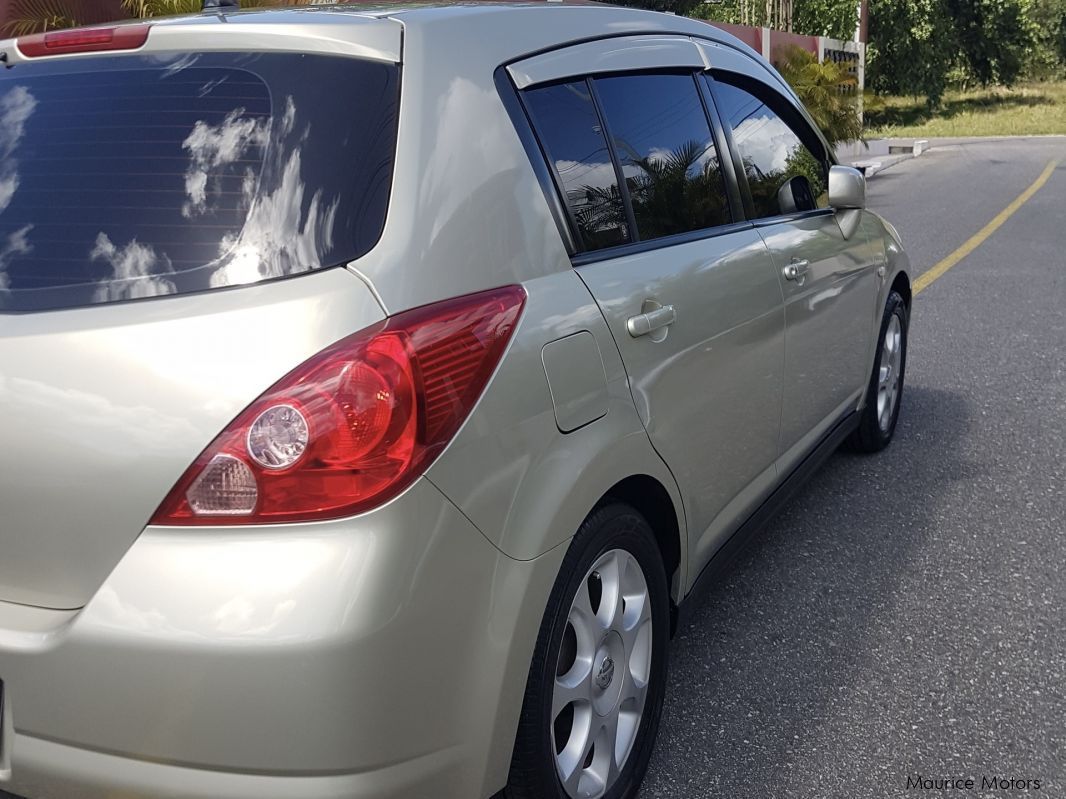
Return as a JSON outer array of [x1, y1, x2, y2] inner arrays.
[[2, 733, 461, 799], [0, 478, 566, 799]]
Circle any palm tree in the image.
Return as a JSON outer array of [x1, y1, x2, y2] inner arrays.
[[125, 0, 222, 15], [3, 0, 315, 35], [774, 44, 863, 145], [3, 0, 80, 34], [122, 0, 311, 16]]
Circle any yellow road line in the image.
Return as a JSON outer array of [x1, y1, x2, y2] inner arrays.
[[913, 158, 1060, 295]]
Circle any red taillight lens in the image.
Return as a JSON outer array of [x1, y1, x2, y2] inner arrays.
[[150, 286, 526, 526], [18, 25, 150, 58]]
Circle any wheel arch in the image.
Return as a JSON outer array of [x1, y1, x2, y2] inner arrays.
[[890, 270, 912, 311], [857, 211, 912, 417], [600, 473, 684, 631], [477, 466, 687, 798]]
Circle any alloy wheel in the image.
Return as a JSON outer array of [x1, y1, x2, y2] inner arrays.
[[551, 549, 653, 799], [877, 312, 904, 433]]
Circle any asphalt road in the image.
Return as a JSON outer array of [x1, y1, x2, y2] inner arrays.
[[639, 137, 1066, 798]]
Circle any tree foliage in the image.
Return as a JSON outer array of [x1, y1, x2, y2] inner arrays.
[[868, 0, 957, 106], [947, 0, 1034, 87], [123, 0, 313, 14], [792, 0, 860, 40], [615, 0, 706, 16], [2, 0, 80, 34], [869, 0, 1041, 107], [1025, 0, 1066, 78], [689, 0, 743, 25], [2, 0, 312, 34], [122, 0, 208, 15]]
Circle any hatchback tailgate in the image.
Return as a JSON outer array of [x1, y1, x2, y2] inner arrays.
[[0, 270, 384, 609]]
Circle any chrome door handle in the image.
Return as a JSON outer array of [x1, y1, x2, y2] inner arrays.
[[627, 305, 676, 338], [782, 259, 810, 281]]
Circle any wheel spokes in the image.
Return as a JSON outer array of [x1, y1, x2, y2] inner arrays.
[[595, 552, 623, 632], [617, 560, 651, 665], [556, 701, 595, 794], [553, 548, 654, 799], [598, 705, 623, 790], [613, 704, 642, 779], [622, 615, 653, 695], [553, 657, 594, 718]]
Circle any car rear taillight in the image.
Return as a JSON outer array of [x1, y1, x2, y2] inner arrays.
[[150, 285, 526, 526], [17, 25, 150, 58]]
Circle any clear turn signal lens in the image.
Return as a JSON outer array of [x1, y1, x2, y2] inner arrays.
[[185, 454, 258, 516]]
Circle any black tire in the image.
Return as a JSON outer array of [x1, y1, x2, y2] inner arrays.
[[505, 503, 670, 799], [848, 290, 909, 453]]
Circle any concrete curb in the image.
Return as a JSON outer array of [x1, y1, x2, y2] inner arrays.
[[838, 139, 929, 178]]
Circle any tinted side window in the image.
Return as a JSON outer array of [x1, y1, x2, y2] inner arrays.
[[524, 80, 630, 251], [711, 75, 829, 219], [594, 73, 730, 240]]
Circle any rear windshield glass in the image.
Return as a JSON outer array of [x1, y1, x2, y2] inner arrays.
[[0, 52, 399, 312]]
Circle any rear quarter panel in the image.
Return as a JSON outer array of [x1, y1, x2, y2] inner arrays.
[[426, 269, 688, 589], [0, 268, 384, 609]]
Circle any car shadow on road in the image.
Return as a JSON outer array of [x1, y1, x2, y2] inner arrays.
[[639, 385, 976, 797]]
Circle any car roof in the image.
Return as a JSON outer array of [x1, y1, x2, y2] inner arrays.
[[189, 1, 685, 19], [0, 0, 761, 79], [153, 1, 746, 50], [113, 1, 760, 85]]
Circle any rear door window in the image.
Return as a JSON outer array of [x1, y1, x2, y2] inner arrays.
[[593, 72, 731, 241], [522, 71, 733, 253], [709, 74, 830, 218], [522, 80, 630, 251], [0, 52, 399, 312]]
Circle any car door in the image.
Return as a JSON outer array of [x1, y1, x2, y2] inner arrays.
[[513, 40, 786, 573], [708, 70, 881, 469]]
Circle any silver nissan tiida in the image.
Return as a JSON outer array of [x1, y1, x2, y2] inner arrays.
[[0, 3, 911, 798]]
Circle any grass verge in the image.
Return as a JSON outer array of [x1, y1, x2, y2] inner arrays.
[[866, 81, 1066, 138]]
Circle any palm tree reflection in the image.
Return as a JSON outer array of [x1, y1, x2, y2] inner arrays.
[[565, 138, 730, 246]]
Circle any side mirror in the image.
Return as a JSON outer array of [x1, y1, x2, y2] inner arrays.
[[828, 165, 866, 210], [777, 175, 816, 214]]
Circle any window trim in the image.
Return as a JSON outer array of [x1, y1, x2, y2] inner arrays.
[[507, 35, 706, 89], [705, 70, 835, 226], [571, 220, 755, 267], [695, 70, 746, 224], [493, 66, 579, 256], [585, 76, 642, 245], [750, 207, 837, 228]]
